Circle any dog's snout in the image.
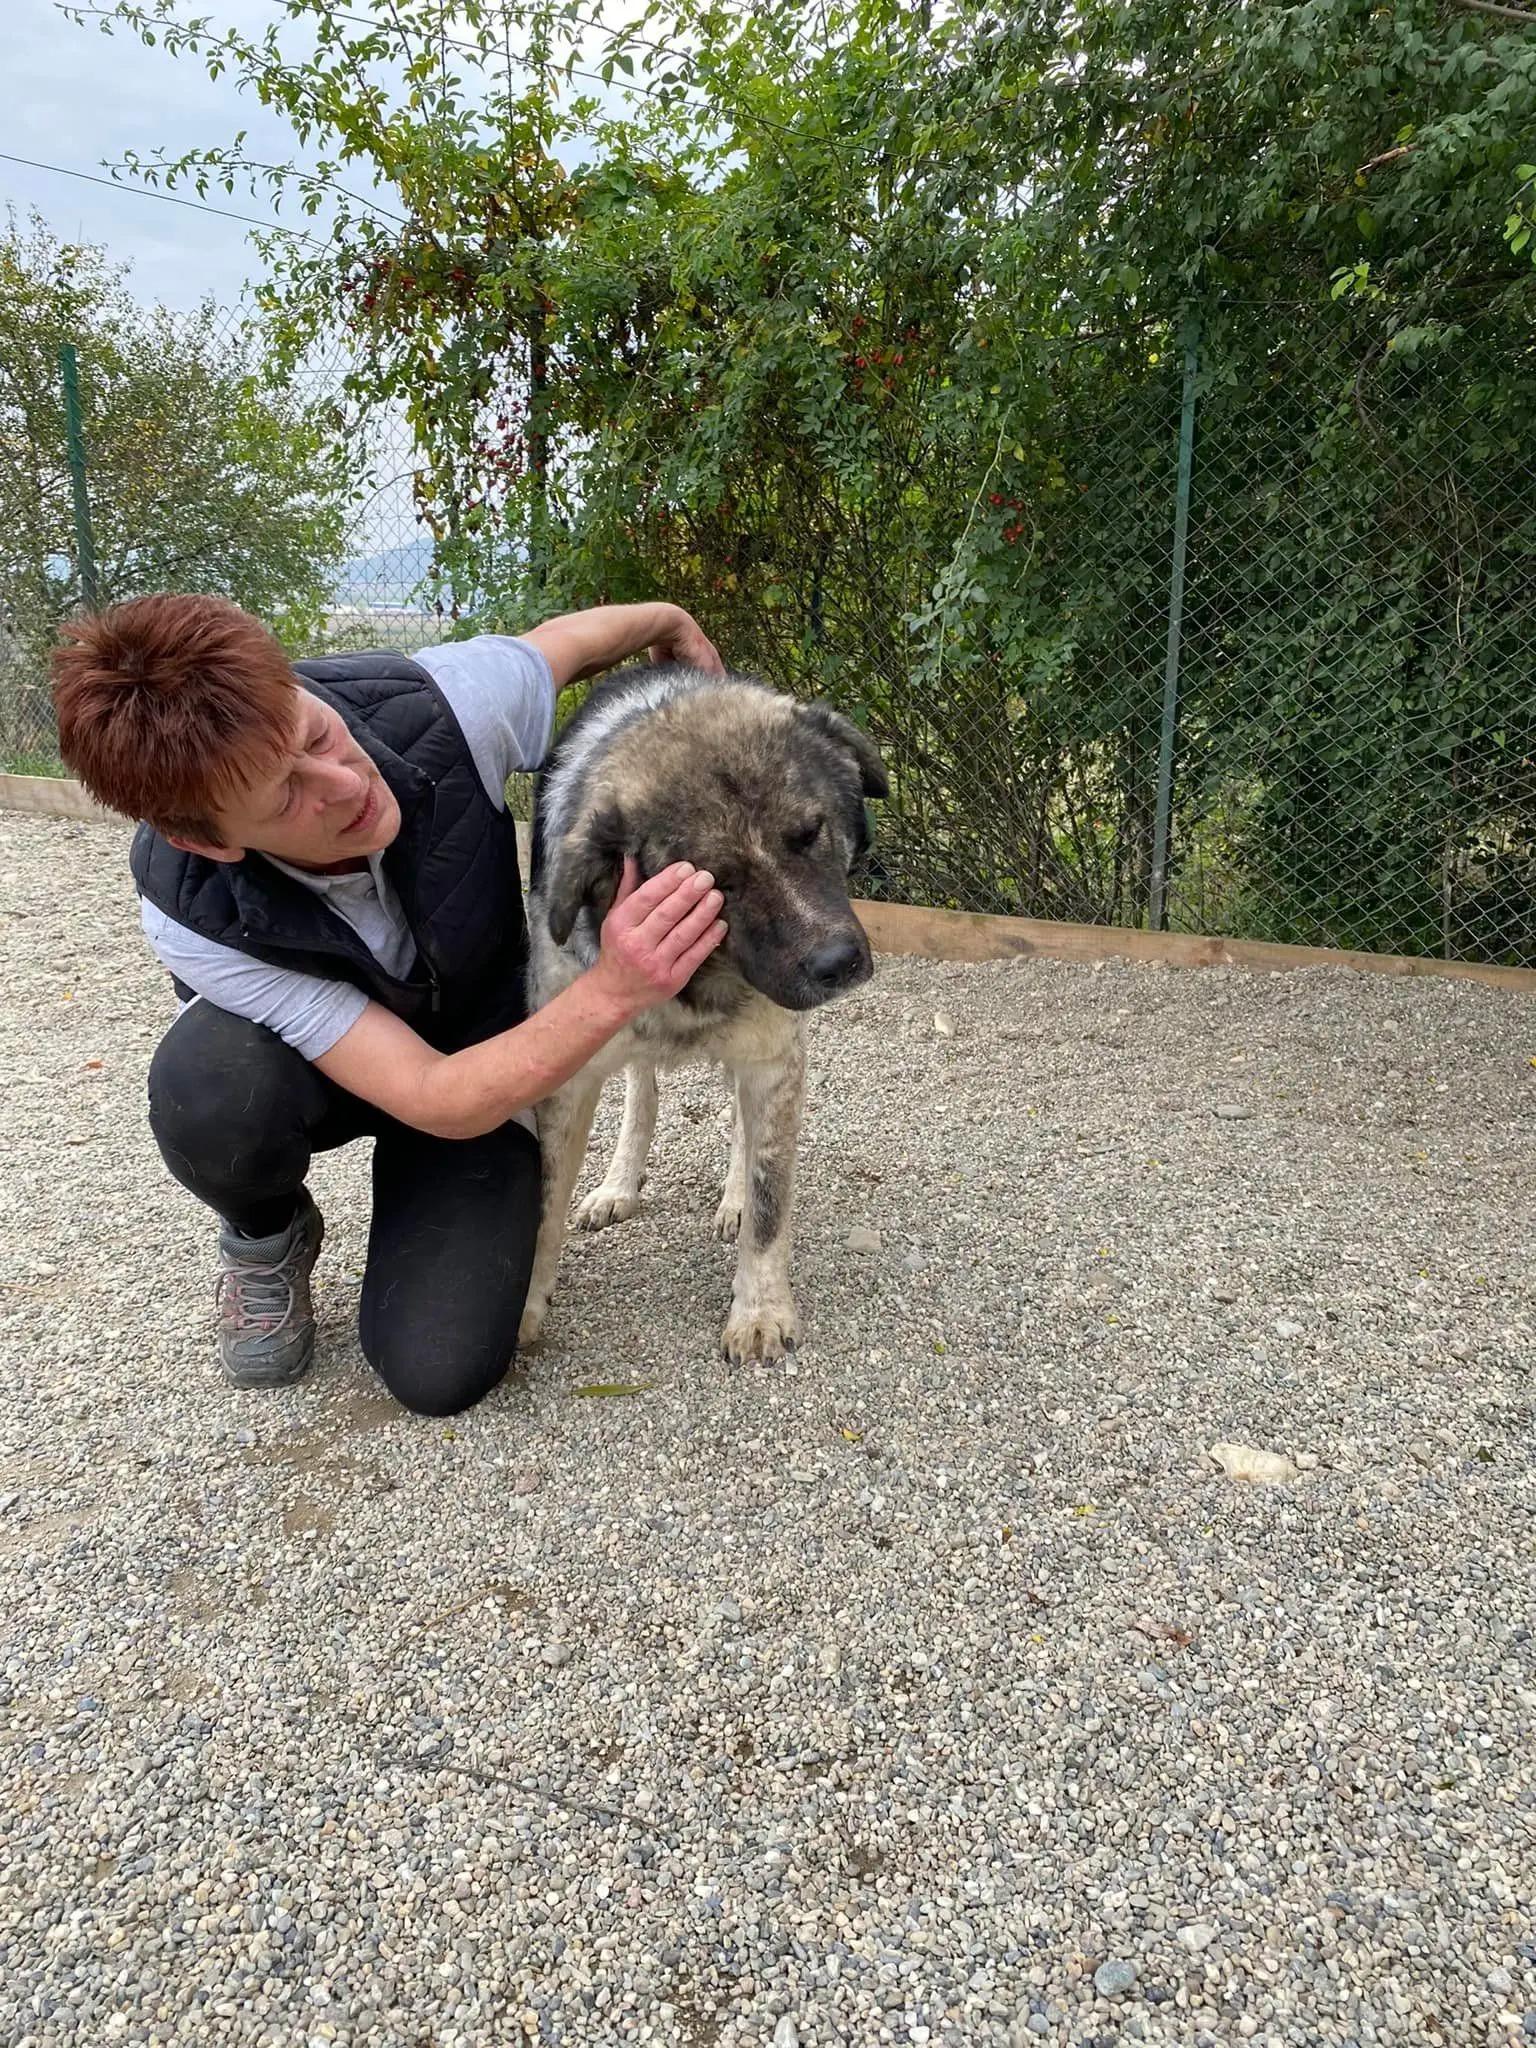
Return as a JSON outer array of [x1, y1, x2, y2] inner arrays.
[[804, 934, 865, 990]]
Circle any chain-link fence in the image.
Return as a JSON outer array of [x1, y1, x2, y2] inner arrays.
[[845, 305, 1536, 968], [5, 300, 1534, 967]]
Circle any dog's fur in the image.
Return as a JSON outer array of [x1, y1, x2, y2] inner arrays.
[[519, 663, 888, 1362]]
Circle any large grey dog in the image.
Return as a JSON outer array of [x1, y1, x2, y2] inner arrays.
[[518, 663, 888, 1363]]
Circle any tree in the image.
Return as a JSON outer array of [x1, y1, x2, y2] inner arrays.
[[0, 211, 350, 759]]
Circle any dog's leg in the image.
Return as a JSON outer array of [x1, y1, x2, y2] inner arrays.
[[518, 1071, 604, 1348], [720, 1039, 805, 1365], [711, 1083, 747, 1242], [573, 1063, 659, 1232]]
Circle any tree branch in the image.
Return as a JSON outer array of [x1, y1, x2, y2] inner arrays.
[[1451, 0, 1536, 26]]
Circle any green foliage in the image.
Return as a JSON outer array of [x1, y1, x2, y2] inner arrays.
[[0, 209, 350, 750], [69, 0, 1536, 958]]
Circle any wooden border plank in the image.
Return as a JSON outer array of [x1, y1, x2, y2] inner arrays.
[[4, 774, 1532, 995], [852, 897, 1536, 995], [0, 772, 112, 822]]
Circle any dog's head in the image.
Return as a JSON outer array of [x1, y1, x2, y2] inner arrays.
[[543, 682, 888, 1012]]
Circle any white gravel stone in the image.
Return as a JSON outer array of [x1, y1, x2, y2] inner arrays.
[[1208, 1440, 1299, 1484]]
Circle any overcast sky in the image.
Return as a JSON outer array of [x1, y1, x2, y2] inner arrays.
[[6, 0, 636, 312], [8, 0, 332, 307]]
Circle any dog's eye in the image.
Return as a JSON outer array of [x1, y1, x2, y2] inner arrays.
[[785, 817, 823, 854]]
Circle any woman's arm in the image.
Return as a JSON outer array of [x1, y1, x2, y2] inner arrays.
[[315, 861, 725, 1139], [521, 602, 723, 689]]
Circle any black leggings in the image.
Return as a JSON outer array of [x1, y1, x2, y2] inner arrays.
[[147, 999, 541, 1416]]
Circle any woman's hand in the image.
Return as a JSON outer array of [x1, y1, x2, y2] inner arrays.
[[590, 858, 727, 1019], [648, 605, 724, 676]]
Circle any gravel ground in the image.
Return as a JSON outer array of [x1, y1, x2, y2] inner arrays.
[[2, 809, 1535, 2048]]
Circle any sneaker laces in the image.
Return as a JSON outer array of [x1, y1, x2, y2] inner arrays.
[[217, 1256, 295, 1335]]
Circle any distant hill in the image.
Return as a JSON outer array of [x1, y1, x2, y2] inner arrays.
[[336, 537, 435, 609]]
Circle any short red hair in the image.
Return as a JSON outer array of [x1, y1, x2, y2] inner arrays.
[[51, 594, 298, 840]]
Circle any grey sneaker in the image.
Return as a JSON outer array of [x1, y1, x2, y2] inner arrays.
[[215, 1194, 325, 1388]]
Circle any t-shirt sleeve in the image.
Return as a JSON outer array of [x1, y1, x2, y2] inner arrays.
[[412, 635, 558, 806], [140, 899, 370, 1062]]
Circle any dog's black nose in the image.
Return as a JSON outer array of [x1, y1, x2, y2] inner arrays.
[[804, 934, 865, 988]]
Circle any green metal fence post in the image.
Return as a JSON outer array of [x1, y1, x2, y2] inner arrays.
[[1148, 309, 1200, 931], [57, 341, 99, 611]]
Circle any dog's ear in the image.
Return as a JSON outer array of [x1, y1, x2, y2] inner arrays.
[[798, 701, 890, 799], [545, 800, 626, 946]]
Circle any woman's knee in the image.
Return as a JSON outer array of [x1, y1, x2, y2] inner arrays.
[[363, 1332, 515, 1418], [359, 1124, 539, 1417], [148, 1003, 318, 1159]]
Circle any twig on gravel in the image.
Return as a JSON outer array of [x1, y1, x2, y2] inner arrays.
[[395, 1749, 673, 1840]]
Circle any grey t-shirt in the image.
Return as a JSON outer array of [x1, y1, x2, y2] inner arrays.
[[139, 635, 555, 1061]]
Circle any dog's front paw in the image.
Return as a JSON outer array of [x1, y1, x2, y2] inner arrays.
[[711, 1196, 743, 1243], [574, 1186, 642, 1232], [517, 1296, 549, 1350], [721, 1297, 800, 1365]]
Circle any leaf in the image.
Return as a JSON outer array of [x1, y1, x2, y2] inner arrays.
[[1131, 1617, 1195, 1647], [574, 1380, 655, 1398]]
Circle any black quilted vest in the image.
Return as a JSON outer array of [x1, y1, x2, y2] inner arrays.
[[130, 651, 529, 1052]]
